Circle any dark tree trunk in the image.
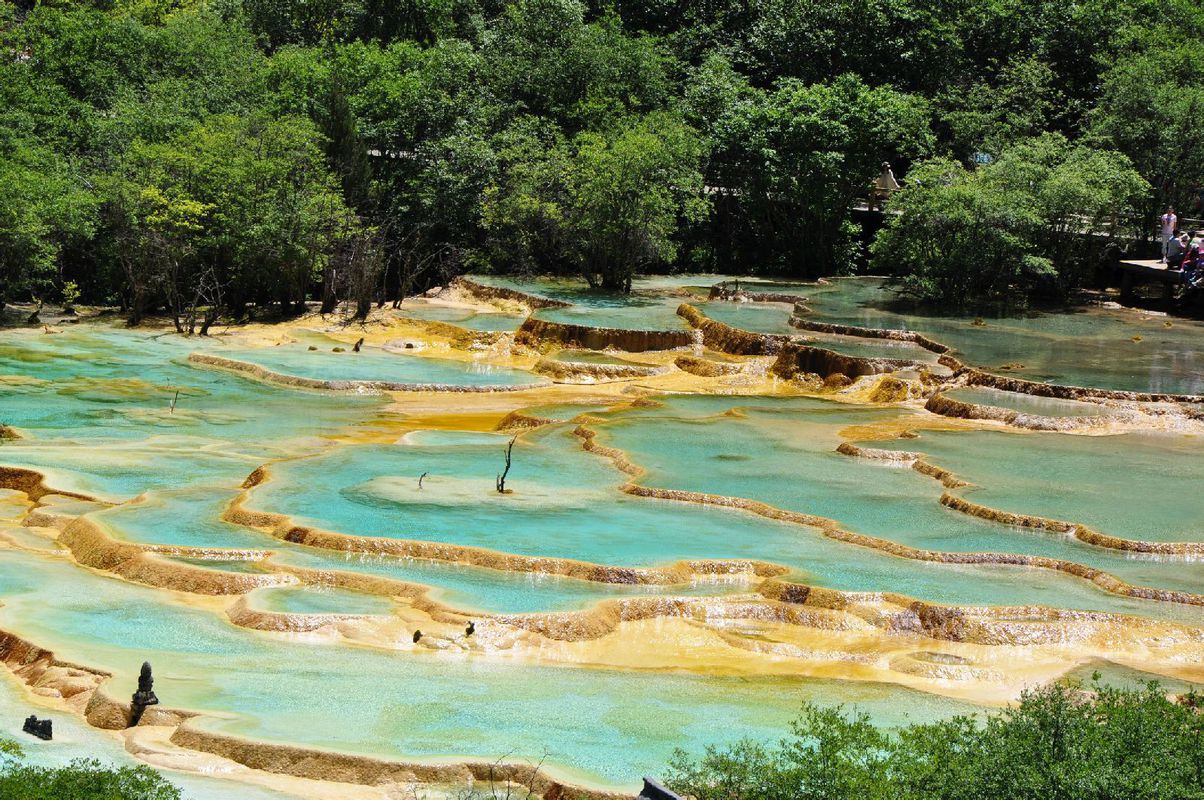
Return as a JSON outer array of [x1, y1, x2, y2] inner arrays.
[[198, 305, 220, 336], [354, 296, 372, 320], [599, 270, 633, 293], [127, 291, 147, 327]]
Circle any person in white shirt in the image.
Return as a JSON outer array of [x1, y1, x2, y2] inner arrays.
[[1160, 207, 1178, 263], [869, 162, 901, 210]]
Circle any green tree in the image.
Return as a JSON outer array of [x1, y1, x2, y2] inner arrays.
[[0, 144, 96, 309], [105, 113, 350, 327], [97, 11, 269, 154], [937, 55, 1066, 161], [873, 135, 1147, 304], [219, 0, 363, 48], [563, 113, 707, 290], [335, 38, 498, 300], [0, 0, 1198, 309], [709, 74, 931, 276], [741, 0, 963, 93], [484, 112, 707, 291], [891, 682, 1204, 800], [12, 6, 150, 113], [479, 117, 571, 274], [1089, 37, 1204, 225], [875, 157, 1041, 303], [481, 0, 670, 132]]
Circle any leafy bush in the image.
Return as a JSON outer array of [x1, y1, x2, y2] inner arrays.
[[666, 680, 1204, 800], [0, 738, 181, 800], [872, 135, 1147, 305]]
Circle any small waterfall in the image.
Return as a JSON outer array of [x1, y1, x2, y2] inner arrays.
[[743, 356, 771, 379], [726, 355, 773, 386], [485, 332, 514, 361]]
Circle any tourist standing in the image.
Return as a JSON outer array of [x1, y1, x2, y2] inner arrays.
[[869, 162, 900, 211], [1160, 206, 1178, 262]]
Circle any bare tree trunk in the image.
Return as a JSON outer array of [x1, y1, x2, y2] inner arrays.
[[127, 292, 146, 327], [320, 266, 339, 315], [495, 437, 516, 494]]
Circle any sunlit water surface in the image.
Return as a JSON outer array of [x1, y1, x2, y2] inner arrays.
[[0, 277, 1201, 797]]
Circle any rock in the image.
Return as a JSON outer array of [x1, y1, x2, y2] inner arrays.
[[332, 347, 345, 353], [673, 354, 741, 377], [84, 690, 132, 730], [22, 715, 52, 741], [308, 345, 317, 351], [129, 661, 159, 726], [639, 777, 682, 800], [867, 375, 910, 403], [55, 675, 96, 699]]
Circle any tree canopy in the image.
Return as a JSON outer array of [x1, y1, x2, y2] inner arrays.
[[0, 0, 1199, 313]]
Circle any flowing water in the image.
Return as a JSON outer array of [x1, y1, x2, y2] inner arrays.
[[0, 277, 1200, 798]]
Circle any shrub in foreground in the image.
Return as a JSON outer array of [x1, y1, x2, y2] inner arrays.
[[666, 680, 1204, 800], [0, 738, 180, 800]]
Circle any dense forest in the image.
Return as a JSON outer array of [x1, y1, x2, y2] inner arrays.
[[2, 0, 1203, 322]]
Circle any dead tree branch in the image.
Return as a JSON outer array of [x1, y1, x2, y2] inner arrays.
[[495, 437, 516, 494]]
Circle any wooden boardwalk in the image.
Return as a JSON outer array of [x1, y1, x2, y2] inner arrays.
[[1117, 259, 1186, 299]]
